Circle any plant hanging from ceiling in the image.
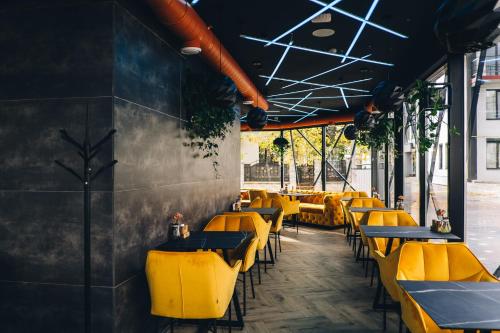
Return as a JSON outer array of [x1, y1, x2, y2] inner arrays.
[[182, 69, 238, 176], [355, 114, 396, 151], [272, 136, 290, 155], [405, 80, 456, 154]]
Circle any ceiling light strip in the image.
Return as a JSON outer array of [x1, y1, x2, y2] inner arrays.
[[261, 75, 372, 92], [309, 0, 408, 39], [272, 103, 313, 114], [265, 0, 344, 46], [282, 54, 371, 89], [269, 94, 370, 100], [268, 114, 319, 117], [340, 88, 349, 108], [341, 0, 379, 63], [273, 101, 338, 112], [294, 108, 321, 123], [287, 92, 313, 113], [266, 40, 294, 86], [241, 34, 394, 66]]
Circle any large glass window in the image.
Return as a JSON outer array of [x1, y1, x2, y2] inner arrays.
[[466, 44, 500, 273], [486, 90, 500, 119], [486, 139, 500, 169]]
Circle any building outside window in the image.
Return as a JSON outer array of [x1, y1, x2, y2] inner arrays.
[[486, 90, 500, 119], [486, 139, 500, 169]]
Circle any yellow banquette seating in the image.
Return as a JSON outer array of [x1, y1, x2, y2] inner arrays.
[[298, 194, 344, 227], [396, 242, 499, 333], [343, 191, 369, 198], [146, 251, 241, 321]]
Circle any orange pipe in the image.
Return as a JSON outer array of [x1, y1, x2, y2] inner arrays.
[[241, 113, 355, 131], [146, 0, 268, 110]]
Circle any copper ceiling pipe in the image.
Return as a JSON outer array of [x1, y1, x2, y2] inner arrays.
[[241, 113, 355, 131], [146, 0, 269, 110]]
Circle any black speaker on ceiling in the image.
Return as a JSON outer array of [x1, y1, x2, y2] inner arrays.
[[434, 0, 500, 54], [344, 124, 357, 140], [371, 81, 404, 113], [246, 107, 268, 130]]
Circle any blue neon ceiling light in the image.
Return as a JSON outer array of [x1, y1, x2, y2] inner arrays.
[[265, 0, 344, 46], [269, 94, 370, 101], [272, 103, 312, 114], [268, 114, 319, 117], [287, 92, 313, 113], [260, 75, 372, 93], [341, 0, 379, 63], [273, 101, 338, 112], [282, 54, 371, 89], [309, 0, 408, 39], [266, 40, 294, 86], [267, 82, 370, 98], [340, 88, 349, 108], [483, 57, 500, 63], [241, 35, 394, 67], [191, 0, 200, 5], [294, 108, 321, 123]]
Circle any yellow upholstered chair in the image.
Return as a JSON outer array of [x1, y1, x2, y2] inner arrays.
[[145, 251, 241, 328], [346, 197, 385, 254], [249, 197, 262, 208], [269, 207, 285, 258], [229, 236, 259, 316], [343, 191, 369, 198], [249, 189, 268, 201], [396, 242, 499, 333], [223, 212, 272, 284]]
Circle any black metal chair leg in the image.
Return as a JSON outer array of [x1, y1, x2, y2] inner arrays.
[[256, 251, 261, 284], [170, 318, 174, 333], [353, 233, 357, 253], [356, 239, 363, 262], [264, 245, 267, 272], [370, 260, 376, 287], [278, 232, 282, 252], [228, 297, 232, 333], [398, 306, 403, 333], [249, 267, 256, 298], [243, 272, 247, 316], [365, 257, 370, 278], [274, 233, 278, 261]]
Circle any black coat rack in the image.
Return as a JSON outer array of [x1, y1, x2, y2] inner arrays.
[[55, 106, 117, 333]]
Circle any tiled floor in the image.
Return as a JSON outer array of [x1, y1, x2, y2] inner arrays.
[[169, 226, 400, 332]]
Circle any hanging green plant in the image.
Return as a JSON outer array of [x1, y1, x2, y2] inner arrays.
[[272, 137, 289, 155], [182, 70, 238, 176], [356, 115, 395, 151], [405, 80, 457, 154]]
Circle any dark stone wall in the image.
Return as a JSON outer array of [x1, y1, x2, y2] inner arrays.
[[0, 1, 240, 332], [111, 5, 240, 331]]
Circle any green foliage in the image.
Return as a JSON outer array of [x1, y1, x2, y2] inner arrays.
[[356, 115, 395, 151], [182, 71, 236, 176], [405, 80, 455, 154]]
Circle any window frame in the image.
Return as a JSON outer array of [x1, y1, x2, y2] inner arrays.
[[486, 139, 500, 169], [486, 90, 500, 120]]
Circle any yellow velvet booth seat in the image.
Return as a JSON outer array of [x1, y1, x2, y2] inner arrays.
[[346, 197, 385, 253], [343, 191, 369, 198], [396, 242, 499, 333], [145, 251, 241, 326], [249, 197, 262, 208], [248, 189, 268, 201], [298, 194, 344, 227], [221, 212, 272, 284]]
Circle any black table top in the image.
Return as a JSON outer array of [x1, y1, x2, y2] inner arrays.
[[398, 281, 500, 331], [156, 231, 253, 251], [349, 207, 396, 213], [241, 207, 279, 215], [360, 225, 461, 240]]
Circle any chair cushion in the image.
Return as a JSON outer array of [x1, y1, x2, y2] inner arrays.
[[299, 203, 324, 214]]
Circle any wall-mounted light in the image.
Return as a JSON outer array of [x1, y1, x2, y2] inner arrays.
[[180, 40, 202, 55]]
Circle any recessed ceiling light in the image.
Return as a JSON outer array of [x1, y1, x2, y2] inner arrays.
[[312, 28, 335, 37], [329, 48, 337, 53], [311, 13, 332, 23]]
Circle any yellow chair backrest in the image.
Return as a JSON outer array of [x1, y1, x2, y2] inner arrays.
[[223, 212, 272, 250], [204, 215, 256, 232], [396, 242, 498, 282], [249, 197, 262, 208], [364, 211, 417, 255], [239, 237, 259, 272], [395, 242, 498, 333], [146, 251, 241, 319], [347, 197, 386, 228], [343, 191, 369, 198], [249, 189, 268, 201]]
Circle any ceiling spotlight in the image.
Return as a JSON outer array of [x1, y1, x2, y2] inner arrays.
[[311, 13, 332, 23], [312, 28, 335, 37], [329, 48, 337, 53], [180, 40, 202, 55]]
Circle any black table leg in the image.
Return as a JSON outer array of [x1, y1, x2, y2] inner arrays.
[[267, 239, 275, 265], [385, 238, 394, 257]]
